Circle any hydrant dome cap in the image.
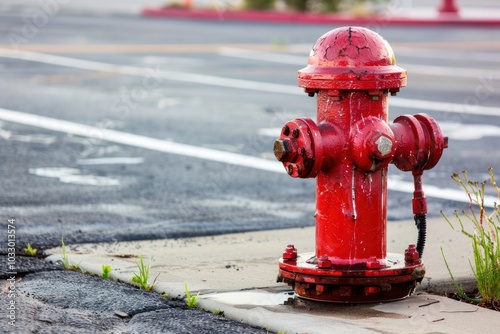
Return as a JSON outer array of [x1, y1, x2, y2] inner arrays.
[[298, 27, 406, 90]]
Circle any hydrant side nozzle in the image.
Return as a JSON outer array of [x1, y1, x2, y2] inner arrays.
[[275, 118, 324, 178], [413, 114, 447, 171], [391, 114, 447, 172]]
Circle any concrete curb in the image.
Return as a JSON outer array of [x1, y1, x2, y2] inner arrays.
[[44, 217, 500, 333], [142, 7, 500, 27]]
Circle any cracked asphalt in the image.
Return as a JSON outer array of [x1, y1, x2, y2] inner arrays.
[[1, 256, 269, 333]]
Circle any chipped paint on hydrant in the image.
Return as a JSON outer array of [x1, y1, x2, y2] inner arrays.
[[274, 27, 448, 303]]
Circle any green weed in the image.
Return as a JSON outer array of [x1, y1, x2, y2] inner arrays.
[[23, 243, 37, 256], [61, 236, 70, 269], [441, 168, 500, 307], [60, 236, 81, 271], [184, 283, 200, 309], [101, 264, 112, 280], [213, 308, 223, 316], [132, 256, 158, 291]]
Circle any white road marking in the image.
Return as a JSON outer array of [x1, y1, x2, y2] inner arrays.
[[28, 167, 121, 186], [0, 107, 283, 173], [77, 157, 144, 165], [0, 128, 12, 140], [402, 63, 498, 79], [0, 48, 498, 116], [0, 123, 57, 144], [0, 107, 495, 207], [389, 97, 498, 116], [10, 133, 57, 145], [0, 48, 298, 95], [29, 167, 81, 178], [388, 179, 496, 208], [258, 128, 282, 137], [439, 123, 500, 140]]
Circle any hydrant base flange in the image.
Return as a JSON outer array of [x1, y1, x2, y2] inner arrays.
[[278, 252, 425, 303]]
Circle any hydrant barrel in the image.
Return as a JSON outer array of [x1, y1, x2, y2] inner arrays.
[[300, 27, 406, 265], [276, 26, 447, 303]]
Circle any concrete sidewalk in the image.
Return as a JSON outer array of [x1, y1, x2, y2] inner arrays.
[[46, 216, 500, 334]]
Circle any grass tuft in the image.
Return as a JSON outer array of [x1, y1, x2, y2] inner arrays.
[[23, 243, 37, 256], [213, 308, 223, 316], [61, 236, 69, 269], [441, 167, 500, 307], [185, 282, 200, 309], [60, 236, 81, 271], [132, 256, 159, 291], [101, 264, 112, 280]]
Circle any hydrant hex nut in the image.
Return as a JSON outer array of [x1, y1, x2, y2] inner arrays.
[[317, 255, 332, 269], [283, 244, 298, 260], [366, 256, 381, 269], [405, 244, 420, 262], [274, 138, 297, 162], [273, 139, 286, 161], [376, 136, 393, 157]]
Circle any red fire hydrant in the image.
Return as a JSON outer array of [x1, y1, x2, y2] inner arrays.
[[275, 27, 448, 302]]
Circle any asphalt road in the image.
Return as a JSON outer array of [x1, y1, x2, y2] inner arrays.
[[0, 9, 499, 250]]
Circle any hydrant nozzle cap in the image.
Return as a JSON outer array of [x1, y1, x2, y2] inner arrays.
[[298, 26, 406, 90]]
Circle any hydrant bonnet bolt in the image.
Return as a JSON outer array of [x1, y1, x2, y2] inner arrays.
[[282, 244, 298, 260]]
